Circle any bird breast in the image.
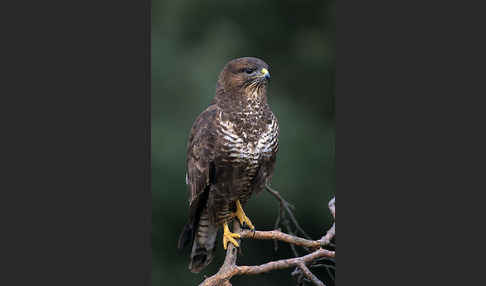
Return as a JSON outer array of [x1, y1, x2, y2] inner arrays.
[[218, 115, 278, 165]]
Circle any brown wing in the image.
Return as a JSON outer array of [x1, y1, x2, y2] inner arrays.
[[186, 104, 219, 206], [178, 104, 219, 249]]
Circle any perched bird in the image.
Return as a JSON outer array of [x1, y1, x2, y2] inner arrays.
[[177, 57, 279, 273]]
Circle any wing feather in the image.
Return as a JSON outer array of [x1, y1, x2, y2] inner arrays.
[[178, 104, 219, 250], [186, 104, 219, 211]]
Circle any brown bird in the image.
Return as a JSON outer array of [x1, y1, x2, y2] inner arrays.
[[177, 57, 279, 273]]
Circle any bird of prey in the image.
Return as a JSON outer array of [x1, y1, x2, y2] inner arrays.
[[177, 57, 279, 273]]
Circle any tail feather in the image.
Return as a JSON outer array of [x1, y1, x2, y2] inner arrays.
[[178, 208, 218, 273], [178, 222, 194, 250]]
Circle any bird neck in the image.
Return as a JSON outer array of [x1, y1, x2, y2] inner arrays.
[[213, 86, 269, 118]]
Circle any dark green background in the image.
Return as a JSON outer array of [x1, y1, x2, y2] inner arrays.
[[152, 0, 335, 285]]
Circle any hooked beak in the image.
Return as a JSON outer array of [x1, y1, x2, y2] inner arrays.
[[260, 68, 270, 80]]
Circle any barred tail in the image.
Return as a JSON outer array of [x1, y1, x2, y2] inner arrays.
[[178, 208, 218, 273]]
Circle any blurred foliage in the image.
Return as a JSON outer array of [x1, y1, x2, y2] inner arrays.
[[152, 0, 335, 285]]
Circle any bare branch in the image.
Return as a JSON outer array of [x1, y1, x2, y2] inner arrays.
[[239, 229, 324, 249], [328, 197, 335, 219], [319, 223, 335, 247], [237, 248, 334, 275], [199, 248, 333, 286], [197, 193, 336, 286], [220, 221, 241, 271]]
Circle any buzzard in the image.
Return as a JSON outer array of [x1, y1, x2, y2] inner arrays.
[[178, 57, 279, 273]]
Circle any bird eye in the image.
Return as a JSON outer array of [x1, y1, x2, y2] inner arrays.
[[244, 68, 254, 74]]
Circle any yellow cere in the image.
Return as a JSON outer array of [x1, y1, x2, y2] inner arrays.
[[261, 68, 269, 76]]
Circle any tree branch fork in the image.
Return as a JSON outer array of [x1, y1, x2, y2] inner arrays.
[[198, 189, 336, 286]]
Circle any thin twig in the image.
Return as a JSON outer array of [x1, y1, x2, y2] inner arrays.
[[310, 264, 336, 270], [297, 263, 326, 286], [310, 262, 335, 281], [273, 204, 283, 252], [266, 185, 312, 240], [325, 266, 335, 281], [282, 216, 302, 257]]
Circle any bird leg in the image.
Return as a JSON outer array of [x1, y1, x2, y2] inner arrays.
[[222, 222, 240, 250], [233, 200, 255, 230]]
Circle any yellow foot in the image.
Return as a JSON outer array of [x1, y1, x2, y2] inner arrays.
[[233, 200, 255, 230], [222, 222, 240, 250]]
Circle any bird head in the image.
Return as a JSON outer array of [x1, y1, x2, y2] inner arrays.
[[216, 57, 271, 99]]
